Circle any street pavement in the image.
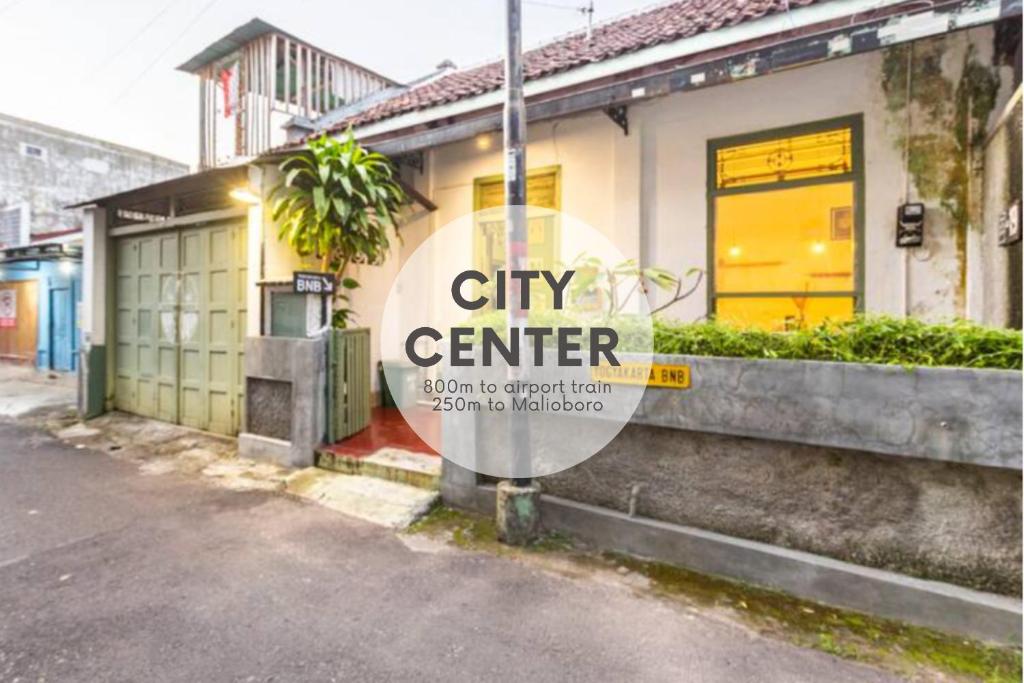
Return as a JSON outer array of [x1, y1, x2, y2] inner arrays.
[[0, 417, 901, 682]]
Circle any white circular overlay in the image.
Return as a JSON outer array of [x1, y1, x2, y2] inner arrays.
[[380, 206, 653, 478]]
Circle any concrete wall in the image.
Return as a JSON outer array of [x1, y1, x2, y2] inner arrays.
[[0, 113, 187, 244], [976, 93, 1022, 327], [239, 334, 327, 468], [634, 355, 1022, 469], [442, 355, 1023, 595], [541, 422, 1021, 595]]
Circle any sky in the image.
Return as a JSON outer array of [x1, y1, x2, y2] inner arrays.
[[0, 0, 652, 168]]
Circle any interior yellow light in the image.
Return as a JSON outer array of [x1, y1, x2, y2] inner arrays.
[[728, 245, 742, 258], [229, 187, 261, 205], [810, 241, 827, 254]]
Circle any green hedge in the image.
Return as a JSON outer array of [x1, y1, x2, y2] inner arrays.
[[466, 311, 1021, 370], [653, 316, 1022, 370]]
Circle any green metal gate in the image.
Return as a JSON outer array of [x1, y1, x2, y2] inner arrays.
[[326, 328, 371, 443], [114, 221, 247, 435]]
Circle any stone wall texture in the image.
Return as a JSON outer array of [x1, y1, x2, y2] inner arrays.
[[0, 113, 187, 242], [542, 423, 1022, 595]]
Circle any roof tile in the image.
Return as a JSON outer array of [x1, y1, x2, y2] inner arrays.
[[321, 0, 817, 134]]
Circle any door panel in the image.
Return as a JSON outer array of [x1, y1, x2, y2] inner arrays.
[[154, 232, 180, 423], [178, 228, 206, 430], [49, 288, 72, 371], [115, 221, 246, 436], [135, 237, 158, 417], [233, 225, 247, 434], [0, 280, 38, 364], [114, 238, 140, 414], [204, 223, 237, 435]]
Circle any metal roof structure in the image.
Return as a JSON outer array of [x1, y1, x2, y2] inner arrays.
[[0, 242, 82, 264], [175, 17, 397, 86]]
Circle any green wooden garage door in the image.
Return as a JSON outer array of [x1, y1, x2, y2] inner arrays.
[[115, 221, 247, 435]]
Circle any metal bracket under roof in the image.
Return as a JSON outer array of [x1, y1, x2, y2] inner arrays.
[[604, 105, 628, 136], [394, 151, 425, 174]]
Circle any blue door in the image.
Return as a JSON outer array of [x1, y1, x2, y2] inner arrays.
[[49, 287, 73, 371]]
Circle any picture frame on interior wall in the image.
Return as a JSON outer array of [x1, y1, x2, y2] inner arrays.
[[830, 206, 852, 241]]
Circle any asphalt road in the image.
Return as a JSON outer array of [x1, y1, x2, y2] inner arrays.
[[0, 419, 900, 682]]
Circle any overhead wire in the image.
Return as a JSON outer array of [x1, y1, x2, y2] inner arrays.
[[96, 0, 180, 73], [112, 0, 222, 104]]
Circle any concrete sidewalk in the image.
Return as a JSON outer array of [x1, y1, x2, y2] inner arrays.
[[0, 419, 900, 683], [0, 363, 75, 418]]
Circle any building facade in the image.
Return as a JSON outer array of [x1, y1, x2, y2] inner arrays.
[[76, 1, 1022, 426], [0, 113, 187, 370]]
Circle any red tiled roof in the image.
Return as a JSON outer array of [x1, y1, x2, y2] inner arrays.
[[325, 0, 818, 133]]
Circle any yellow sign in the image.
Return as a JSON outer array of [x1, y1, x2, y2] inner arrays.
[[590, 363, 691, 389]]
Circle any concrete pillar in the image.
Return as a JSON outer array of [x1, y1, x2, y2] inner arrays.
[[79, 206, 108, 418], [246, 164, 265, 338], [496, 479, 541, 546]]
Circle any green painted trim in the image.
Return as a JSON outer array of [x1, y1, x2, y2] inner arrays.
[[327, 328, 372, 443], [82, 344, 106, 419], [471, 164, 563, 274], [472, 164, 563, 210], [104, 241, 116, 409], [851, 115, 866, 315], [707, 114, 864, 154], [711, 172, 857, 197], [706, 114, 866, 319]]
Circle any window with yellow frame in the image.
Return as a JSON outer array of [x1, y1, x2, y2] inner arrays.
[[472, 166, 561, 310], [709, 118, 862, 331]]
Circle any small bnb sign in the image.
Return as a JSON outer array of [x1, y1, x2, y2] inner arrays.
[[293, 271, 336, 295], [591, 362, 691, 389]]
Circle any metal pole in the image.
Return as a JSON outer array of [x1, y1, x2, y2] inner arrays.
[[504, 0, 531, 486]]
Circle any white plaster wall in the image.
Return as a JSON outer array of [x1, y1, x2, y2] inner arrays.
[[399, 47, 913, 323], [416, 27, 1003, 323], [257, 27, 1011, 392], [977, 96, 1019, 327]]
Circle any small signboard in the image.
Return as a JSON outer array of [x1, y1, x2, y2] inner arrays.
[[293, 271, 336, 295], [0, 288, 16, 328], [591, 362, 691, 389], [998, 201, 1022, 247]]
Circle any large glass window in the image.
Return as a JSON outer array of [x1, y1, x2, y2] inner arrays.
[[710, 120, 861, 330]]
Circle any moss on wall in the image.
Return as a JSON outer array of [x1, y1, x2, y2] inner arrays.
[[881, 36, 1001, 313]]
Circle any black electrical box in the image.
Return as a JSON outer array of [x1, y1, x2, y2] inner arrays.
[[896, 202, 924, 247], [997, 200, 1021, 246]]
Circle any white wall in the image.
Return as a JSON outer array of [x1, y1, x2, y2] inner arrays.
[[395, 27, 1008, 324], [255, 26, 1014, 394]]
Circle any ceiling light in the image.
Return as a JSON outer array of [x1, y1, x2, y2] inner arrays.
[[474, 134, 493, 151], [229, 187, 261, 205]]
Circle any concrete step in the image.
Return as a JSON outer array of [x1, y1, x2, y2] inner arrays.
[[315, 447, 441, 491], [285, 467, 438, 529]]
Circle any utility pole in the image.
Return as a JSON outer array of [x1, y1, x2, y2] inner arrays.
[[496, 0, 540, 545], [504, 0, 529, 487]]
